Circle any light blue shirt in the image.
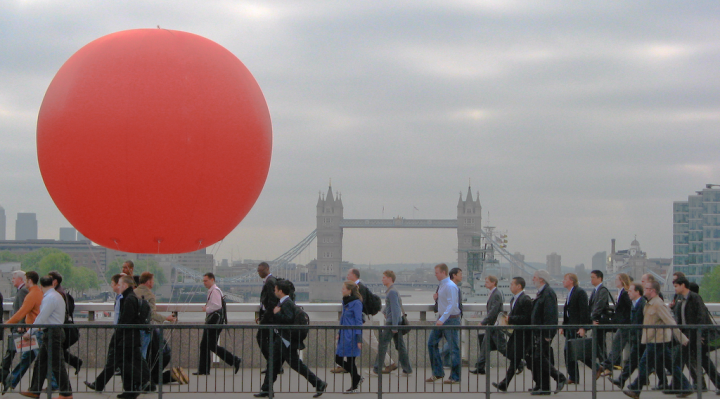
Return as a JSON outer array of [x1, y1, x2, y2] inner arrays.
[[114, 294, 123, 324], [437, 276, 460, 323], [29, 288, 66, 335], [632, 297, 641, 308]]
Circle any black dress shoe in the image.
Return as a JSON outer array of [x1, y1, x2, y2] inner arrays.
[[192, 372, 210, 376], [492, 382, 507, 392], [234, 358, 242, 374], [469, 368, 485, 375], [611, 378, 625, 389], [84, 381, 100, 392], [314, 381, 327, 398], [75, 359, 83, 375], [253, 393, 269, 398], [531, 391, 551, 396], [555, 377, 566, 393], [529, 386, 540, 392]]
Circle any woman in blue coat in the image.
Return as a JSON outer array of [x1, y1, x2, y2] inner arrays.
[[336, 281, 364, 393]]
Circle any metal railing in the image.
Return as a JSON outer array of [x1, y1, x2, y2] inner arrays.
[[3, 323, 719, 398]]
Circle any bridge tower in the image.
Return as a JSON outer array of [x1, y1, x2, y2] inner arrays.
[[316, 184, 343, 281], [457, 186, 482, 290]]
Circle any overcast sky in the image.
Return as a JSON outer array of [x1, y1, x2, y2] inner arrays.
[[2, 1, 720, 269]]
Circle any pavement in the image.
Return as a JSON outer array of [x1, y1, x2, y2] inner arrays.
[[2, 366, 711, 399]]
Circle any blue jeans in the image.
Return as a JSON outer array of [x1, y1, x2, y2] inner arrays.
[[8, 333, 58, 390], [140, 330, 152, 359], [628, 342, 691, 393], [428, 317, 461, 381]]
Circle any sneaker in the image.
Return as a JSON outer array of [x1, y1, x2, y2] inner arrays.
[[331, 366, 348, 374], [443, 379, 460, 384]]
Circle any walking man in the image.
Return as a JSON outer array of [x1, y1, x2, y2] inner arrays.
[[84, 274, 123, 393], [471, 275, 505, 375], [256, 262, 279, 374], [611, 282, 646, 389], [373, 271, 412, 376], [492, 277, 533, 392], [20, 275, 72, 399], [255, 280, 327, 398], [528, 269, 566, 395], [195, 273, 241, 375], [560, 273, 590, 385], [589, 270, 612, 363], [1, 271, 29, 382], [3, 271, 42, 392], [426, 263, 461, 385], [134, 272, 176, 358]]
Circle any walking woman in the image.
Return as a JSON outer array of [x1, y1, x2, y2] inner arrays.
[[336, 281, 364, 393]]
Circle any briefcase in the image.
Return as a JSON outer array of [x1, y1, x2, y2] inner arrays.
[[567, 337, 594, 366]]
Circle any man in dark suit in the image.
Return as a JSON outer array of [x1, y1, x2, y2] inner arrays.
[[527, 269, 566, 395], [560, 273, 590, 385], [114, 275, 150, 399], [471, 275, 507, 374], [255, 280, 327, 398], [492, 277, 533, 392], [674, 277, 720, 394], [611, 282, 646, 389], [256, 262, 279, 374], [597, 273, 633, 378], [589, 269, 612, 363]]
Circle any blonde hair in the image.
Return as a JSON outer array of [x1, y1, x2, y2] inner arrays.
[[564, 273, 579, 287], [617, 273, 631, 290], [486, 275, 498, 286]]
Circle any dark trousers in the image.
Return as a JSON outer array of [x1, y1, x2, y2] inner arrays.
[[198, 324, 238, 374], [117, 344, 147, 393], [64, 350, 81, 370], [683, 341, 720, 389], [93, 334, 117, 391], [499, 340, 529, 388], [261, 338, 322, 392], [475, 330, 508, 370], [29, 329, 72, 397], [528, 336, 564, 392], [335, 355, 361, 387], [257, 328, 271, 363], [618, 342, 644, 385], [628, 342, 691, 393], [603, 328, 630, 369], [594, 328, 608, 363], [0, 342, 16, 381]]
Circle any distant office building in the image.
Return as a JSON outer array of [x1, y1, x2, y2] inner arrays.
[[0, 205, 5, 241], [608, 237, 670, 282], [77, 231, 89, 242], [546, 252, 561, 276], [592, 251, 606, 271], [673, 184, 720, 282], [59, 227, 77, 241], [575, 263, 585, 275], [15, 213, 37, 240]]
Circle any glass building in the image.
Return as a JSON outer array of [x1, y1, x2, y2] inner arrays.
[[673, 185, 720, 282]]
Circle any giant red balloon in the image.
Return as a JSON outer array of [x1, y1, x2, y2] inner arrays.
[[37, 29, 272, 254]]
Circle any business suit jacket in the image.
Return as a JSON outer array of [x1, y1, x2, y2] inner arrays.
[[506, 292, 533, 357], [613, 288, 632, 325], [8, 285, 29, 333], [259, 275, 278, 324], [482, 288, 504, 326], [274, 296, 305, 350], [589, 283, 611, 323], [629, 297, 646, 345], [675, 291, 711, 341], [116, 287, 142, 348], [532, 285, 559, 341], [563, 287, 591, 327]]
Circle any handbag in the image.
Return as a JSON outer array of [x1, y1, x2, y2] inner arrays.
[[567, 337, 594, 366], [597, 287, 616, 328], [63, 293, 80, 349]]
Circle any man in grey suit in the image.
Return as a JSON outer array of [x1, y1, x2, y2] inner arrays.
[[471, 275, 508, 374], [589, 270, 612, 363], [0, 271, 29, 381], [373, 270, 412, 376]]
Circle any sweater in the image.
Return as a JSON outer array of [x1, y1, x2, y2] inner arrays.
[[7, 285, 43, 325]]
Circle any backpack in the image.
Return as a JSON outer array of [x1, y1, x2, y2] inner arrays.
[[138, 295, 153, 330], [292, 306, 310, 344], [362, 285, 382, 316], [275, 278, 296, 301]]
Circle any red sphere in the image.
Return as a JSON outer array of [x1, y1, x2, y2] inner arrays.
[[37, 29, 272, 254]]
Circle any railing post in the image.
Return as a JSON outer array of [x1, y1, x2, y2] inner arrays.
[[697, 326, 702, 399], [268, 326, 274, 399], [420, 311, 426, 322], [46, 328, 52, 399], [485, 325, 491, 399], [591, 325, 597, 399], [377, 324, 383, 399], [158, 326, 163, 399]]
